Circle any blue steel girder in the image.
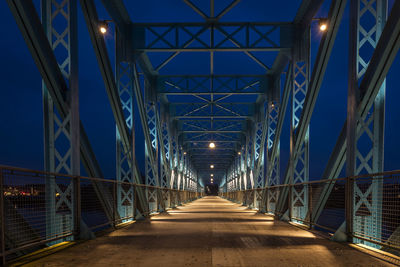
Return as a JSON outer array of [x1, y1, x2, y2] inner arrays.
[[290, 30, 310, 223], [158, 75, 268, 94], [130, 22, 293, 52], [346, 0, 387, 247], [290, 0, 399, 240], [160, 121, 171, 188], [116, 59, 134, 220], [266, 102, 280, 213], [145, 97, 159, 212], [171, 103, 255, 118], [276, 0, 347, 219], [42, 0, 79, 241]]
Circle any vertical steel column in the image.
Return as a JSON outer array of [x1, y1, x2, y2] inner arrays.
[[160, 105, 172, 208], [170, 126, 178, 189], [42, 0, 79, 241], [267, 101, 280, 213], [240, 146, 245, 191], [347, 0, 386, 246], [116, 31, 134, 221], [290, 28, 310, 222], [254, 107, 265, 209], [145, 81, 159, 213], [236, 155, 241, 191]]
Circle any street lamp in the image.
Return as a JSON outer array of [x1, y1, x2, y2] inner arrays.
[[313, 18, 328, 32], [319, 22, 327, 31], [98, 20, 112, 35]]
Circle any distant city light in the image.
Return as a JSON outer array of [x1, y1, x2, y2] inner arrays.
[[209, 142, 216, 149]]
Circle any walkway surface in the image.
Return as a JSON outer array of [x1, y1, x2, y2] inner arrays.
[[23, 196, 392, 266]]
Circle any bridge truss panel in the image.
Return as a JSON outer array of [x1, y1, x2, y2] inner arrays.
[[115, 57, 134, 221], [42, 0, 79, 242], [347, 0, 387, 247], [290, 31, 310, 223]]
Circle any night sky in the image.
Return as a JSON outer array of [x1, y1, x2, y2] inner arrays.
[[0, 0, 399, 185]]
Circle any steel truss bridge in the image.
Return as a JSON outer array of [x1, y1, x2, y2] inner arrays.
[[1, 0, 400, 265]]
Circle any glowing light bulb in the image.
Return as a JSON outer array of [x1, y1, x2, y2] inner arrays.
[[209, 142, 216, 149], [319, 23, 327, 31], [100, 26, 107, 34], [210, 165, 214, 169]]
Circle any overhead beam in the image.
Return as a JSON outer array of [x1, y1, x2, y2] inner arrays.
[[180, 130, 242, 134], [174, 116, 251, 119], [130, 22, 292, 52], [183, 0, 209, 20], [216, 0, 240, 20]]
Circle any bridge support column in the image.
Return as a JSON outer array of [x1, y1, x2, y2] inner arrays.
[[42, 0, 80, 242], [254, 104, 265, 210], [346, 0, 386, 247], [267, 100, 280, 213], [115, 33, 134, 222], [290, 28, 310, 223], [159, 103, 173, 209], [145, 81, 159, 213]]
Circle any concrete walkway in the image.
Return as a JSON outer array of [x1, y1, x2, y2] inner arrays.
[[23, 196, 392, 266]]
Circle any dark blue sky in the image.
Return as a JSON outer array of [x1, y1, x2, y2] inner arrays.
[[0, 0, 399, 182]]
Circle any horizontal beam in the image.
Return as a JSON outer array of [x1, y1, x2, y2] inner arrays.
[[180, 130, 242, 134], [184, 140, 239, 143], [130, 22, 292, 52], [162, 92, 263, 95], [173, 116, 251, 119]]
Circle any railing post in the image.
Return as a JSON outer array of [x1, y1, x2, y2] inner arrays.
[[308, 184, 312, 229], [345, 176, 354, 241], [133, 184, 136, 220], [0, 168, 5, 266], [288, 185, 292, 221], [113, 182, 117, 227], [73, 175, 81, 239]]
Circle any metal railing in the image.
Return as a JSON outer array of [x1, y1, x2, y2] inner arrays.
[[0, 165, 201, 264], [221, 170, 400, 253]]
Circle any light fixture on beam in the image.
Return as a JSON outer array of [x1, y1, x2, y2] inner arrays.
[[211, 174, 214, 177], [98, 20, 112, 35], [210, 164, 214, 169], [313, 18, 328, 32], [209, 142, 216, 149], [319, 22, 327, 31]]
